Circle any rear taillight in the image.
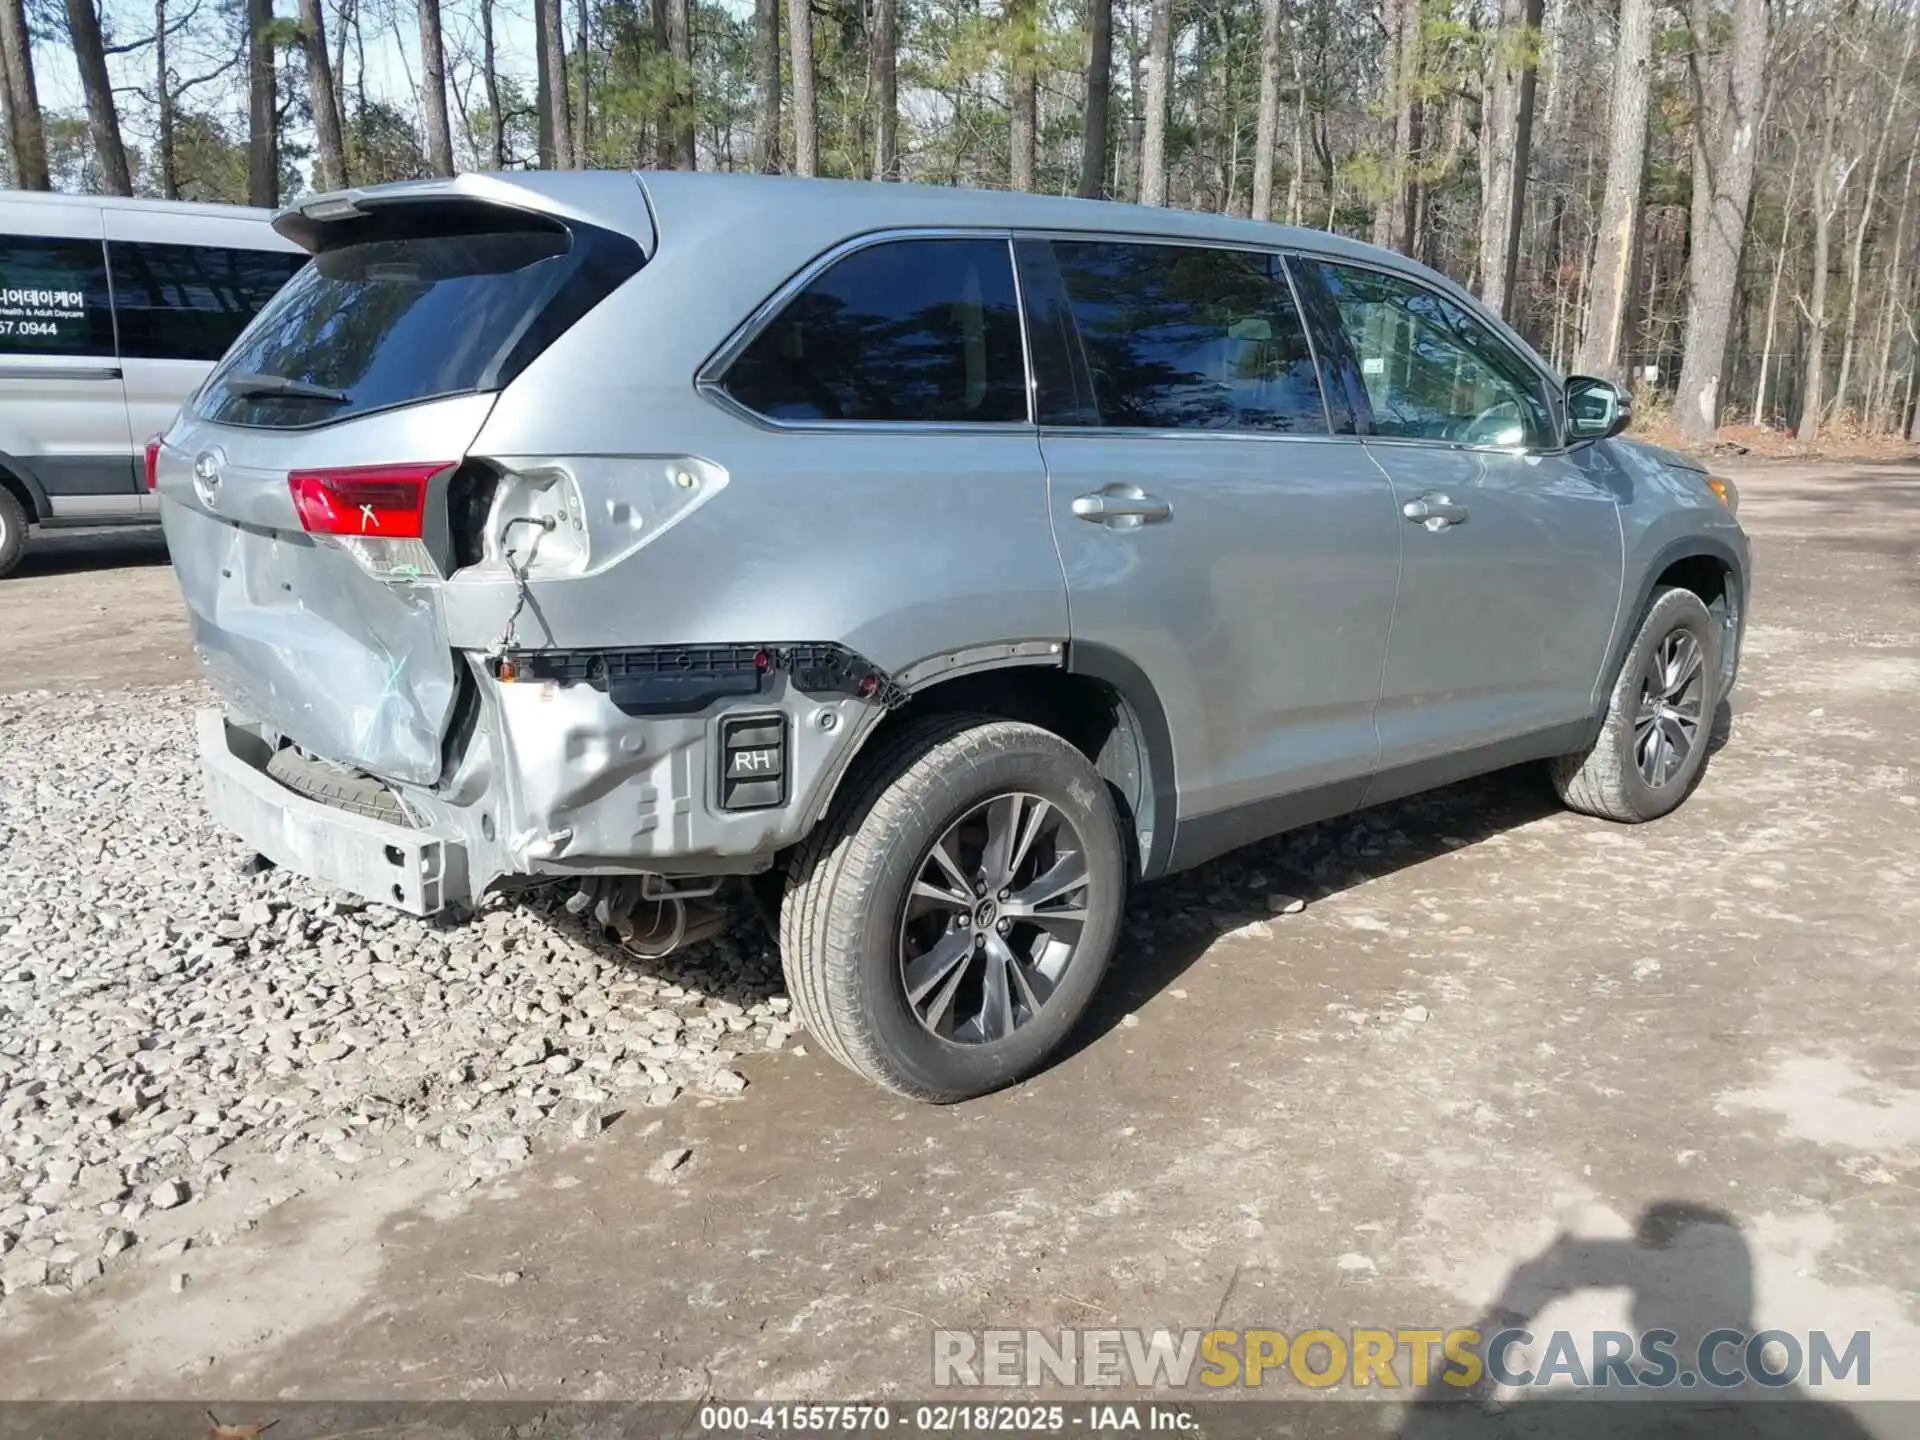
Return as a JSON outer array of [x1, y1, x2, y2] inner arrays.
[[288, 462, 453, 585], [287, 462, 448, 539], [144, 436, 161, 491]]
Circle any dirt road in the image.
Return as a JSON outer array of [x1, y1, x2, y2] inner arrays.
[[1, 462, 1917, 1415]]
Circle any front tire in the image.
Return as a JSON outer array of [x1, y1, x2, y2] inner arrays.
[[780, 715, 1127, 1102], [1553, 585, 1721, 822]]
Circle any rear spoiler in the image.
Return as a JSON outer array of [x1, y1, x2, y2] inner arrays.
[[275, 173, 658, 258]]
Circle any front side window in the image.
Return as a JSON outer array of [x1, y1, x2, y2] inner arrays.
[[109, 241, 307, 363], [1300, 259, 1553, 449], [1046, 239, 1326, 433], [0, 235, 115, 356], [721, 237, 1027, 424]]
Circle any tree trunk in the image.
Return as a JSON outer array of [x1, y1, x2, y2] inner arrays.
[[480, 0, 504, 168], [1009, 0, 1037, 191], [154, 0, 178, 197], [245, 0, 278, 206], [65, 0, 133, 194], [1752, 143, 1798, 427], [1374, 0, 1422, 251], [577, 0, 593, 165], [1867, 127, 1917, 429], [788, 0, 818, 176], [0, 0, 48, 189], [417, 0, 455, 175], [1797, 41, 1850, 445], [1139, 0, 1172, 205], [1288, 43, 1307, 222], [1477, 0, 1541, 319], [1673, 0, 1766, 438], [537, 0, 574, 168], [1833, 12, 1916, 418], [751, 0, 781, 171], [1077, 0, 1112, 197], [666, 0, 694, 167], [1251, 0, 1283, 219], [299, 0, 349, 190], [1575, 0, 1653, 377], [872, 0, 897, 178]]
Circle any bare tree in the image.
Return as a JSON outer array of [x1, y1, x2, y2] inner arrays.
[[873, 0, 897, 178], [418, 0, 456, 175], [1477, 0, 1543, 319], [1673, 0, 1767, 437], [1797, 34, 1853, 444], [1751, 138, 1800, 427], [574, 0, 590, 164], [666, 0, 695, 167], [246, 0, 278, 206], [1576, 0, 1654, 376], [1251, 0, 1284, 219], [1139, 0, 1172, 205], [154, 0, 177, 196], [0, 0, 48, 189], [64, 0, 133, 194], [1374, 0, 1422, 252], [788, 0, 818, 176], [1009, 0, 1037, 190], [298, 0, 349, 190], [537, 0, 574, 168], [1078, 0, 1112, 197]]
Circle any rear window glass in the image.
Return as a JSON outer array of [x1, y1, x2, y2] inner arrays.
[[110, 241, 306, 363], [721, 237, 1027, 424], [0, 234, 115, 356], [198, 213, 641, 428]]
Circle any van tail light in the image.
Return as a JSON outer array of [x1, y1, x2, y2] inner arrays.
[[144, 436, 161, 491], [288, 462, 453, 584]]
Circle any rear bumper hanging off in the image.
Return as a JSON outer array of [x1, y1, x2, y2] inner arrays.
[[195, 708, 468, 916]]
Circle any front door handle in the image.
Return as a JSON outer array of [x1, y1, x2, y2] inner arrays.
[[1072, 485, 1173, 528], [1403, 493, 1470, 531]]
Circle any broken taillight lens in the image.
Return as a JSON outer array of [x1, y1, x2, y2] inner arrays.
[[288, 462, 453, 584], [144, 436, 161, 491]]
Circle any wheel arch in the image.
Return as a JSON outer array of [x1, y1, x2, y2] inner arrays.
[[1601, 534, 1747, 722], [0, 450, 48, 523], [806, 644, 1178, 882]]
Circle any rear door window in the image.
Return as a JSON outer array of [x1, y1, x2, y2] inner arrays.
[[1044, 239, 1327, 433], [109, 241, 306, 363], [0, 234, 116, 356], [720, 237, 1028, 424], [198, 207, 642, 429]]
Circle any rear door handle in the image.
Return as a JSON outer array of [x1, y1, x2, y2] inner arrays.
[[1403, 493, 1469, 531], [1072, 485, 1173, 528]]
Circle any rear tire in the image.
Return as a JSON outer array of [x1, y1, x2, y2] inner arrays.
[[779, 715, 1126, 1102], [265, 746, 412, 826], [0, 487, 27, 579], [1553, 585, 1721, 822]]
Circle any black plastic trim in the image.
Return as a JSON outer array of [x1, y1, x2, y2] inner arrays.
[[1065, 642, 1179, 882], [495, 642, 906, 718], [1602, 535, 1747, 728]]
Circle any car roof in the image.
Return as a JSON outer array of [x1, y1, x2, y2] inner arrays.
[[0, 189, 279, 224]]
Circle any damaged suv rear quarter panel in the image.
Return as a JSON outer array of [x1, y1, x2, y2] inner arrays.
[[436, 176, 1071, 880]]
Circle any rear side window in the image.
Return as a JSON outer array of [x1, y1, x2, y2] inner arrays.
[[109, 242, 305, 363], [198, 208, 641, 429], [1047, 240, 1326, 433], [0, 234, 115, 356], [721, 237, 1027, 424]]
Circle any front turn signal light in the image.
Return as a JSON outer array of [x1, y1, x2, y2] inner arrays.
[[1707, 475, 1739, 515]]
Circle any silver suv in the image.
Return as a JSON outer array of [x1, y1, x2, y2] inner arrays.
[[160, 172, 1749, 1102]]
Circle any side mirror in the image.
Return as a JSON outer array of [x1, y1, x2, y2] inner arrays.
[[1564, 375, 1633, 443]]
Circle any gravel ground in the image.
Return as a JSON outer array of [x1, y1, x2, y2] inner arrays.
[[0, 687, 795, 1302]]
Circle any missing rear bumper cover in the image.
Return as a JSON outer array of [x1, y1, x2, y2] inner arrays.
[[490, 642, 908, 716]]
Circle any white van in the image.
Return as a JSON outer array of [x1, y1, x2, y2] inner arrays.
[[0, 191, 305, 577]]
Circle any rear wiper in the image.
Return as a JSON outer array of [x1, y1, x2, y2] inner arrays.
[[222, 372, 350, 404]]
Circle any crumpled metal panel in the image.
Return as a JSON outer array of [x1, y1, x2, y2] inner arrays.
[[165, 500, 458, 787]]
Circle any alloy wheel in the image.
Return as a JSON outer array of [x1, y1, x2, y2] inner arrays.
[[897, 791, 1092, 1045], [1634, 628, 1706, 788]]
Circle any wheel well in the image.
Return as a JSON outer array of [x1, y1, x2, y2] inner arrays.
[[1656, 553, 1729, 610], [844, 665, 1157, 876]]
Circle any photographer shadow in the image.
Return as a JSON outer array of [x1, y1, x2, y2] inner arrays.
[[1396, 1203, 1876, 1439]]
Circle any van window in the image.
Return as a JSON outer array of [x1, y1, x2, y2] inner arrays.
[[109, 242, 306, 363], [198, 206, 642, 429], [722, 237, 1027, 424], [1298, 260, 1553, 449], [0, 234, 115, 356], [1046, 240, 1327, 433]]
